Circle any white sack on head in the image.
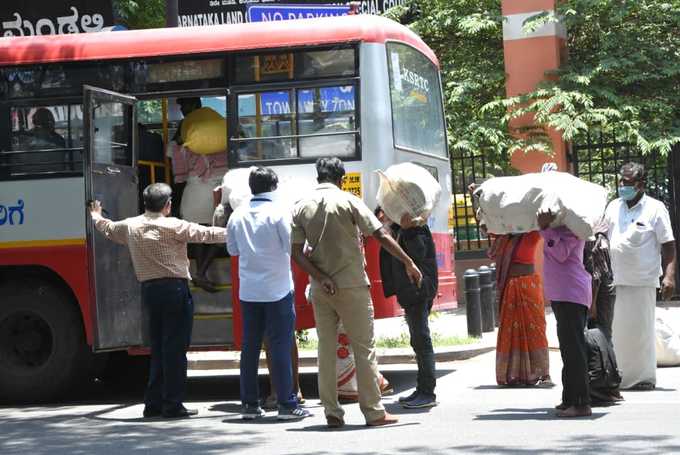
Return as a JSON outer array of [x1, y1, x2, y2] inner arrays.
[[275, 177, 314, 212], [376, 162, 442, 225], [220, 167, 255, 210], [474, 171, 607, 239]]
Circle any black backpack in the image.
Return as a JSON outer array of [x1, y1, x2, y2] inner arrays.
[[585, 327, 622, 392]]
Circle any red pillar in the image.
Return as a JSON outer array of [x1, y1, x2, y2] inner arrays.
[[502, 0, 568, 173]]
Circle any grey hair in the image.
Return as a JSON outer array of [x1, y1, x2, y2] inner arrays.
[[143, 183, 172, 212], [620, 162, 646, 184]]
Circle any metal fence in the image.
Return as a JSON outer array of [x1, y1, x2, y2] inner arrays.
[[570, 131, 673, 206], [450, 151, 516, 257]]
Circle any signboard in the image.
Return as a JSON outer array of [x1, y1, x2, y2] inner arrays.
[[247, 5, 349, 22], [178, 0, 407, 26], [341, 172, 362, 198], [1, 1, 114, 36]]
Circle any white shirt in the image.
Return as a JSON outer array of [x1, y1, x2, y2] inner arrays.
[[226, 192, 294, 302], [605, 194, 674, 287]]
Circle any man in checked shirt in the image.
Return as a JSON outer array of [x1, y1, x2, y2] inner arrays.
[[89, 183, 226, 418]]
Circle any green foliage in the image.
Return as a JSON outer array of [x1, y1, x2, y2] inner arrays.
[[498, 0, 680, 155], [113, 0, 165, 29], [388, 0, 680, 161]]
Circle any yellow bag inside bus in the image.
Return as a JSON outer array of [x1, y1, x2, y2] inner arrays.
[[180, 107, 227, 155]]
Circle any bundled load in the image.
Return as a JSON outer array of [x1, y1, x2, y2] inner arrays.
[[376, 162, 442, 225], [474, 171, 608, 239], [212, 168, 314, 226], [220, 167, 254, 211], [656, 316, 680, 367], [180, 107, 227, 155]]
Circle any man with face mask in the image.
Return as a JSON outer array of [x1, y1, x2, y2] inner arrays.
[[604, 162, 676, 390]]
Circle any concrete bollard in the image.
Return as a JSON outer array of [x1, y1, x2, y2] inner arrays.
[[489, 263, 498, 327], [478, 265, 495, 332], [464, 269, 482, 338]]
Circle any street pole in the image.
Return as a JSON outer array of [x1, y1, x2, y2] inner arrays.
[[166, 0, 178, 27]]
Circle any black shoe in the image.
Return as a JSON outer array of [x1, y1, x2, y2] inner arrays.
[[143, 407, 162, 418], [162, 407, 198, 418], [398, 390, 419, 403], [630, 382, 655, 391], [402, 393, 437, 409]]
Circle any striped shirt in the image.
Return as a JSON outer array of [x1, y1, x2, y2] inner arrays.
[[92, 211, 226, 282]]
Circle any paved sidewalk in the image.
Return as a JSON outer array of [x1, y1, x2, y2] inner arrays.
[[187, 303, 680, 370]]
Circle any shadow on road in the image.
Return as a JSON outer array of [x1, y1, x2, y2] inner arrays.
[[474, 407, 607, 421], [432, 434, 680, 454]]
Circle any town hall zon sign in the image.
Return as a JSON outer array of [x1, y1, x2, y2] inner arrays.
[[178, 0, 407, 26]]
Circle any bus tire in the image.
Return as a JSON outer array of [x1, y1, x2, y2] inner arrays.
[[0, 281, 88, 403]]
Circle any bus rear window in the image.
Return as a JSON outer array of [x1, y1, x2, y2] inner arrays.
[[386, 43, 447, 157]]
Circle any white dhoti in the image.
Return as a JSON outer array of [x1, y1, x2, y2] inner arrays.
[[612, 285, 657, 389]]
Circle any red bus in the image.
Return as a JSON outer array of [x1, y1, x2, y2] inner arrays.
[[0, 15, 457, 401]]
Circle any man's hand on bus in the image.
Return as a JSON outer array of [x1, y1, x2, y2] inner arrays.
[[89, 200, 103, 219]]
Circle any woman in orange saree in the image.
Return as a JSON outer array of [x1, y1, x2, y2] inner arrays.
[[489, 232, 552, 386]]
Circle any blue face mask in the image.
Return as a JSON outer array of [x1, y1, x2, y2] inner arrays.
[[619, 185, 638, 201]]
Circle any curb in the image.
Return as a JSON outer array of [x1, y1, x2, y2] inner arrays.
[[188, 337, 498, 371]]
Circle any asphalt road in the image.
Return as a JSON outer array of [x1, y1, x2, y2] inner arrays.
[[1, 351, 679, 454]]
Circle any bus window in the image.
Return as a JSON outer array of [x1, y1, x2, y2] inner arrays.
[[235, 85, 358, 163], [92, 102, 132, 166], [386, 42, 447, 157], [131, 58, 225, 93], [237, 90, 296, 161], [234, 47, 356, 84], [1, 64, 126, 100], [298, 85, 357, 158], [0, 104, 83, 178], [295, 49, 356, 79]]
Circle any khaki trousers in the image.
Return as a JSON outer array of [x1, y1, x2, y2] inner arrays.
[[310, 282, 385, 423]]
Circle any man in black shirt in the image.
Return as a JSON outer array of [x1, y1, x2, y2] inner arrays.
[[378, 208, 438, 409]]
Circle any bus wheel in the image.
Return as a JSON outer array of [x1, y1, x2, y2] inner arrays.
[[0, 282, 88, 403]]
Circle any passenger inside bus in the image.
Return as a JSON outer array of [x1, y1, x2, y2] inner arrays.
[[8, 107, 69, 175], [28, 108, 66, 149], [170, 97, 228, 292]]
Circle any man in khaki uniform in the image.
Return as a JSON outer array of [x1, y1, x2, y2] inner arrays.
[[291, 157, 422, 428]]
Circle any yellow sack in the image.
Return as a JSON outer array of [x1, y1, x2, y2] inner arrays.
[[180, 107, 227, 155]]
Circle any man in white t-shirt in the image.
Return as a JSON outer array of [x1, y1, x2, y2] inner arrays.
[[604, 162, 676, 390]]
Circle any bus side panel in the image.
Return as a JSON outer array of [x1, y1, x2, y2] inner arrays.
[[365, 238, 401, 318], [0, 244, 93, 343], [0, 177, 93, 342]]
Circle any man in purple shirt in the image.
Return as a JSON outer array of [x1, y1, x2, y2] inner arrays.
[[538, 210, 592, 418]]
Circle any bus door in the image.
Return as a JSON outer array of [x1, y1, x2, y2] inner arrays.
[[83, 85, 144, 351]]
